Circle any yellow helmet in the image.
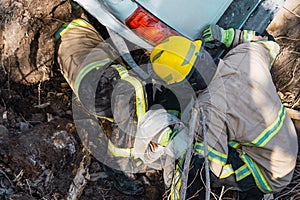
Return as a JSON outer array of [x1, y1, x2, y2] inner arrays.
[[150, 36, 203, 85]]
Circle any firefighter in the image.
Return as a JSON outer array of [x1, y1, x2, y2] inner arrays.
[[54, 18, 149, 195], [54, 18, 187, 196], [138, 25, 298, 199]]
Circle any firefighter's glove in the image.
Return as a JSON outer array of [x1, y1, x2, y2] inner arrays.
[[202, 24, 235, 48]]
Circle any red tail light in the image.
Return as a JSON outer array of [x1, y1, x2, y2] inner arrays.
[[125, 6, 180, 45]]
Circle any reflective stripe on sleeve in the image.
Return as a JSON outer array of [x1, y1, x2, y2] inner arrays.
[[243, 30, 255, 43], [251, 105, 286, 147], [55, 19, 90, 40], [258, 41, 280, 66], [105, 65, 146, 161], [108, 139, 134, 158], [232, 105, 286, 148], [241, 153, 272, 193], [108, 140, 143, 167], [112, 64, 146, 123], [74, 58, 112, 96]]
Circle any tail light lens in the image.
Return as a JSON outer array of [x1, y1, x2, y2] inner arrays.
[[125, 6, 180, 45]]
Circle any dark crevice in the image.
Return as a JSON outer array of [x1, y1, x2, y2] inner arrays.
[[15, 58, 29, 84], [30, 31, 40, 69], [84, 10, 110, 39]]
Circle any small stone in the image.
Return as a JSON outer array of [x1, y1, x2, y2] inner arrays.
[[0, 125, 9, 142], [18, 122, 30, 132]]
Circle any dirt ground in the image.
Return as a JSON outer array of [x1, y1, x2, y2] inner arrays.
[[0, 0, 299, 199]]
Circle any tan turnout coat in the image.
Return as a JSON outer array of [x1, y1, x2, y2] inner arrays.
[[198, 41, 298, 192]]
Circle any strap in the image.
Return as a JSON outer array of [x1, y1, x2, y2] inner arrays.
[[107, 28, 151, 80], [169, 152, 185, 200]]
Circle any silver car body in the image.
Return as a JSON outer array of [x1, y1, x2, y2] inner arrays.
[[75, 0, 233, 49], [134, 0, 233, 40]]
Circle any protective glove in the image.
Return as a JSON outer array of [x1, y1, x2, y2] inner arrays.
[[230, 29, 272, 48], [202, 24, 235, 48]]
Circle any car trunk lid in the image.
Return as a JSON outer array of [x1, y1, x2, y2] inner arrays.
[[135, 0, 233, 40]]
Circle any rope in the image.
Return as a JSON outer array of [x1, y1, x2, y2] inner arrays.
[[200, 107, 211, 200], [180, 107, 199, 199]]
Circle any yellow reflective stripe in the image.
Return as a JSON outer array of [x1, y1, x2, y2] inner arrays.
[[97, 116, 115, 123], [151, 50, 164, 63], [241, 153, 272, 192], [136, 160, 143, 167], [55, 19, 89, 40], [243, 30, 256, 43], [235, 164, 251, 181], [74, 58, 112, 96], [219, 164, 251, 181], [244, 30, 251, 42], [251, 105, 286, 147], [112, 65, 146, 123], [170, 171, 181, 200], [229, 141, 240, 148], [170, 152, 185, 200], [259, 41, 279, 66], [107, 139, 134, 158], [108, 140, 142, 167], [220, 164, 235, 179], [195, 142, 227, 165], [181, 42, 196, 66]]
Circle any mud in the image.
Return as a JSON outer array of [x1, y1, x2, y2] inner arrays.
[[0, 0, 82, 84], [268, 3, 300, 111]]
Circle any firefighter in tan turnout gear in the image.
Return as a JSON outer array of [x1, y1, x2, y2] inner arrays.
[[55, 18, 185, 196], [142, 25, 298, 199]]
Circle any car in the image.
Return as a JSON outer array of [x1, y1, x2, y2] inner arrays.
[[75, 0, 233, 49], [75, 0, 285, 51]]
